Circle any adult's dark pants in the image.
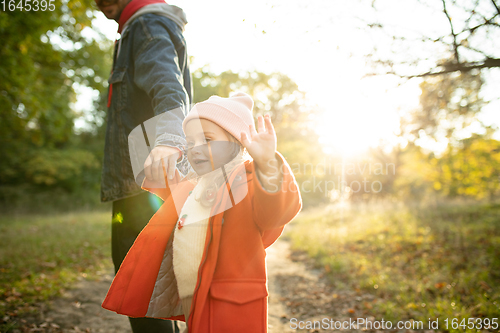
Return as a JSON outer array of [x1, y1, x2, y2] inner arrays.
[[112, 191, 180, 333]]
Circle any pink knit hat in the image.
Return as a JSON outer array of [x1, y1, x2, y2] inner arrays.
[[182, 92, 255, 144]]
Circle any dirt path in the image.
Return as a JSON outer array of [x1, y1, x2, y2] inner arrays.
[[19, 227, 378, 333], [36, 273, 134, 333], [267, 231, 378, 333], [267, 229, 378, 333]]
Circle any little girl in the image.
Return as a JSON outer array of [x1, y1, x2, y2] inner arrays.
[[102, 92, 302, 333]]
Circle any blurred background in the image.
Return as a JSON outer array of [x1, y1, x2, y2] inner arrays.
[[1, 0, 499, 331]]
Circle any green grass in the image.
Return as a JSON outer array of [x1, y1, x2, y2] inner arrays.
[[0, 211, 112, 331], [0, 186, 108, 215], [288, 200, 500, 332]]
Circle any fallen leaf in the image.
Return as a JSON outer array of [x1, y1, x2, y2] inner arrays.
[[434, 282, 446, 289], [479, 281, 491, 291], [41, 262, 57, 268]]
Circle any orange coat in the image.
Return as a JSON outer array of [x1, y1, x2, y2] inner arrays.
[[101, 151, 302, 332]]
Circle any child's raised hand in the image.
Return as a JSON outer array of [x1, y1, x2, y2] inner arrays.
[[241, 114, 278, 175]]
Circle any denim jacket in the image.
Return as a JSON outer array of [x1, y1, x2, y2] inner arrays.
[[101, 11, 192, 202]]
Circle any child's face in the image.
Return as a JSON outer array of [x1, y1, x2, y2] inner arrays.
[[184, 119, 239, 175]]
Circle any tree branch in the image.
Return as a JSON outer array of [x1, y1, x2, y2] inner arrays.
[[462, 44, 492, 58], [442, 0, 460, 63], [364, 58, 500, 78], [464, 14, 500, 35], [492, 0, 500, 16]]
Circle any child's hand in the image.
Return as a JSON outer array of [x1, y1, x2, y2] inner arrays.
[[241, 114, 278, 175]]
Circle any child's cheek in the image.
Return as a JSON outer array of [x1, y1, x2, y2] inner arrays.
[[209, 142, 240, 169]]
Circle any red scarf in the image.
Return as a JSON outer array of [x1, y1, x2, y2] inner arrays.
[[107, 0, 167, 107], [118, 0, 167, 33]]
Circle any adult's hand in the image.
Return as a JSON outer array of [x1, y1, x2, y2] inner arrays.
[[143, 146, 181, 182]]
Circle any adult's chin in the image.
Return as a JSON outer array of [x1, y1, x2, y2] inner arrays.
[[114, 9, 124, 22], [102, 10, 118, 20]]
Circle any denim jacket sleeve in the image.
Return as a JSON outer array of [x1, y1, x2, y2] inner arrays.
[[131, 14, 190, 150]]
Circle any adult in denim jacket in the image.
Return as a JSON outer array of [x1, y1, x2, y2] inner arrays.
[[96, 0, 191, 331]]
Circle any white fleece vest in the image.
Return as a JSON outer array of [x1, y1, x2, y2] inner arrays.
[[172, 182, 212, 299]]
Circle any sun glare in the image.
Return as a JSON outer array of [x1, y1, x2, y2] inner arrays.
[[313, 75, 421, 157], [89, 0, 460, 159]]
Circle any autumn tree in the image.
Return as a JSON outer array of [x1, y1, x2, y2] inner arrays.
[[363, 0, 500, 78], [430, 134, 500, 199], [0, 0, 112, 194]]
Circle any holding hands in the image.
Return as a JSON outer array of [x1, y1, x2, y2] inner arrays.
[[144, 146, 180, 182], [143, 113, 281, 188]]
